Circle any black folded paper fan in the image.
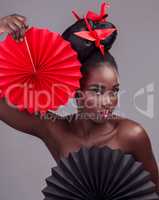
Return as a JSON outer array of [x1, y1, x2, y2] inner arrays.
[[42, 146, 159, 200]]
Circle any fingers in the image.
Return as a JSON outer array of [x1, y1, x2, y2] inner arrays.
[[13, 17, 28, 41], [11, 13, 26, 22], [2, 24, 12, 34], [0, 13, 29, 42], [19, 27, 26, 41], [9, 14, 28, 42], [8, 22, 21, 42]]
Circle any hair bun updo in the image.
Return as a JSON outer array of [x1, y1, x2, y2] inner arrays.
[[62, 18, 118, 63]]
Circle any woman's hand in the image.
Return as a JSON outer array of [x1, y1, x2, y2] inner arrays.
[[0, 14, 28, 42]]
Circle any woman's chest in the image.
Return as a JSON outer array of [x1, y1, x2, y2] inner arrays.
[[45, 118, 131, 161], [51, 130, 125, 160]]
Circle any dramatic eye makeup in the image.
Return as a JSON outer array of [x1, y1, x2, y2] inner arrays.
[[87, 84, 105, 94], [112, 83, 120, 92], [86, 83, 120, 95]]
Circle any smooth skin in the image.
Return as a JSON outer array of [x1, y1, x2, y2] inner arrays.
[[0, 15, 158, 193]]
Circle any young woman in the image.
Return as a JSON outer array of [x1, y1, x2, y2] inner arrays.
[[0, 14, 158, 192]]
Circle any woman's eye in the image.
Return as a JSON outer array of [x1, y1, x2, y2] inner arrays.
[[89, 88, 102, 95], [112, 89, 119, 96], [87, 88, 119, 96]]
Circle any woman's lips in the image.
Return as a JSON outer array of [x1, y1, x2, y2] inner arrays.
[[99, 109, 110, 118]]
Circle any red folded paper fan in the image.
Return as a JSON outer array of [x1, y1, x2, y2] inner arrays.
[[0, 27, 82, 116]]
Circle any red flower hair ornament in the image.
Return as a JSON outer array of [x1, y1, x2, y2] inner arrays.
[[72, 2, 117, 55], [74, 17, 116, 55]]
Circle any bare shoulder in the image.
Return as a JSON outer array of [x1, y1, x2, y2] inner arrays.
[[117, 116, 145, 133], [116, 116, 159, 190], [34, 111, 65, 139], [115, 115, 151, 151], [44, 111, 76, 124], [41, 111, 75, 134]]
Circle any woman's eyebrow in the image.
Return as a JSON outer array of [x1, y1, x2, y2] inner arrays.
[[88, 84, 105, 89], [88, 83, 120, 88]]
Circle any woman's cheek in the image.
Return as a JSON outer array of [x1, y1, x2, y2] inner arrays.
[[84, 94, 98, 109], [112, 96, 118, 107]]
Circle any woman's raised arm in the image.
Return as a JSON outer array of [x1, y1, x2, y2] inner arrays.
[[0, 97, 51, 139], [0, 14, 65, 141]]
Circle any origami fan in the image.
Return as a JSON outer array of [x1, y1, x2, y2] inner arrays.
[[0, 27, 82, 115], [42, 146, 159, 200]]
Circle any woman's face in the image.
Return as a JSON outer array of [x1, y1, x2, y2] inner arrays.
[[77, 64, 120, 123]]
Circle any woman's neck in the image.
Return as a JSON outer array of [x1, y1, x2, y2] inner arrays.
[[72, 112, 117, 138]]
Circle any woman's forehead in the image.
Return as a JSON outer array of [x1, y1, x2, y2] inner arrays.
[[84, 65, 120, 88]]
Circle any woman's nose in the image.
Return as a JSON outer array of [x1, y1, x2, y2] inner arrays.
[[101, 93, 112, 107]]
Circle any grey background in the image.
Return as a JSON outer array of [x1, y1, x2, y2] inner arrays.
[[0, 0, 159, 199]]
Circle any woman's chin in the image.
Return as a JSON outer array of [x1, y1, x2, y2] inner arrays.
[[78, 111, 113, 123], [89, 113, 111, 124]]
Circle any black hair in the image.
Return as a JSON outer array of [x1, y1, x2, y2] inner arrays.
[[62, 18, 118, 95]]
